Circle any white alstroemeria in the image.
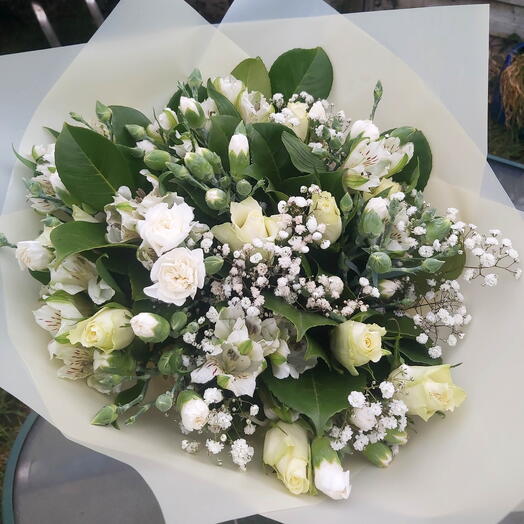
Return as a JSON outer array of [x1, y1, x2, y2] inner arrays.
[[308, 100, 328, 123], [48, 340, 93, 380], [212, 75, 245, 105], [48, 171, 67, 195], [72, 205, 103, 223], [312, 436, 351, 500], [88, 278, 116, 305], [385, 205, 412, 252], [144, 247, 206, 305], [16, 239, 53, 271], [343, 139, 391, 191], [33, 290, 86, 336], [381, 136, 414, 175], [27, 171, 59, 213], [191, 306, 265, 396], [349, 119, 380, 140], [136, 201, 194, 256], [104, 186, 141, 243], [237, 90, 274, 124], [49, 254, 98, 295]]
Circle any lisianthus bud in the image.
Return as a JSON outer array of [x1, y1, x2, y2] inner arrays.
[[308, 101, 327, 123], [385, 428, 408, 446], [130, 312, 170, 343], [236, 179, 252, 196], [311, 436, 351, 500], [176, 390, 209, 432], [309, 191, 342, 243], [16, 240, 52, 271], [205, 188, 229, 210], [95, 100, 112, 123], [204, 255, 224, 275], [167, 162, 191, 182], [144, 150, 171, 171], [179, 96, 205, 128], [170, 312, 188, 333], [91, 404, 118, 426], [125, 124, 146, 141], [362, 442, 393, 468], [155, 392, 174, 413], [228, 134, 250, 180], [425, 217, 452, 243], [349, 119, 380, 140], [263, 421, 311, 495], [197, 147, 222, 174], [389, 364, 466, 421], [184, 152, 214, 182], [367, 251, 392, 273], [330, 320, 388, 375], [378, 279, 399, 298], [157, 107, 178, 131], [93, 350, 135, 376], [158, 347, 184, 374], [68, 306, 134, 353], [146, 123, 162, 142]]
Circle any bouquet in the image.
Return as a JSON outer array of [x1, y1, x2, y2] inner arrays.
[[2, 45, 521, 501]]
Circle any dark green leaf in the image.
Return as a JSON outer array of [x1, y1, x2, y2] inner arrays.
[[263, 293, 337, 341], [43, 127, 60, 138], [263, 364, 366, 434], [412, 248, 466, 294], [304, 334, 330, 366], [399, 338, 442, 365], [317, 171, 345, 202], [115, 381, 147, 407], [282, 132, 325, 173], [12, 146, 36, 170], [50, 221, 136, 263], [96, 254, 128, 305], [269, 47, 333, 100], [109, 105, 151, 147], [55, 124, 134, 211], [29, 269, 50, 285], [280, 174, 319, 196], [206, 79, 241, 118], [129, 262, 151, 302], [231, 57, 272, 99], [208, 115, 241, 169]]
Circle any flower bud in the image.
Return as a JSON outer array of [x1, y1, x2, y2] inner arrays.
[[91, 404, 119, 426], [236, 179, 252, 196], [125, 124, 146, 141], [93, 350, 136, 376], [184, 152, 214, 182], [362, 442, 393, 468], [167, 162, 192, 182], [31, 144, 46, 161], [349, 119, 379, 140], [176, 390, 209, 432], [197, 147, 222, 174], [385, 428, 408, 446], [205, 188, 229, 210], [420, 258, 445, 273], [308, 101, 328, 122], [378, 279, 398, 298], [228, 134, 250, 180], [96, 100, 112, 123], [130, 312, 170, 343], [158, 107, 178, 131], [144, 150, 171, 171], [204, 255, 224, 275], [311, 436, 351, 500], [309, 191, 342, 243], [212, 75, 245, 105], [179, 96, 205, 129], [367, 251, 392, 273], [360, 209, 385, 237], [170, 311, 188, 333], [425, 217, 452, 243], [158, 347, 184, 374], [16, 240, 52, 271], [219, 176, 231, 190], [155, 392, 174, 413], [339, 193, 353, 214]]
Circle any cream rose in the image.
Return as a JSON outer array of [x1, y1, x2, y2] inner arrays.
[[16, 240, 53, 271], [136, 201, 194, 256], [263, 421, 311, 495], [68, 306, 134, 353], [309, 191, 342, 243], [389, 364, 466, 421], [211, 197, 282, 251], [330, 320, 388, 375], [283, 101, 309, 140], [144, 247, 205, 305]]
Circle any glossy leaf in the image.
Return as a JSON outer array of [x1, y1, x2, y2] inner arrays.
[[12, 146, 36, 170], [231, 57, 272, 99], [109, 105, 150, 147], [282, 132, 325, 173], [208, 115, 241, 168], [206, 79, 241, 118], [399, 338, 442, 365], [96, 254, 128, 305], [304, 334, 330, 366]]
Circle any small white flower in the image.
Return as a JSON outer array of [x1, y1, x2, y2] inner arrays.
[[203, 387, 223, 405], [428, 345, 442, 358], [379, 381, 395, 399], [447, 334, 457, 346], [483, 273, 498, 287], [416, 333, 429, 344], [206, 439, 224, 455], [418, 246, 434, 258], [230, 438, 254, 471], [249, 405, 259, 416], [347, 391, 366, 408]]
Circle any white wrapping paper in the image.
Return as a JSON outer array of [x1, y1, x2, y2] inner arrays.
[[0, 1, 523, 522]]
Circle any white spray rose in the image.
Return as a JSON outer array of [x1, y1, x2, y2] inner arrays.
[[308, 101, 328, 123], [49, 254, 98, 295], [312, 437, 351, 500], [144, 247, 205, 305], [212, 75, 245, 105], [177, 390, 209, 432], [130, 312, 170, 343], [364, 197, 389, 220], [263, 421, 311, 495], [136, 201, 194, 257], [349, 119, 380, 140], [309, 191, 342, 243], [16, 240, 52, 271]]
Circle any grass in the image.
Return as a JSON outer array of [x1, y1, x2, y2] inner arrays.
[[0, 389, 29, 499]]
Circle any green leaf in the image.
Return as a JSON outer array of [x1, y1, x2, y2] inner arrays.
[[412, 248, 466, 294], [282, 132, 325, 173], [207, 115, 241, 169], [280, 174, 319, 196], [317, 171, 345, 202], [263, 293, 337, 341], [269, 47, 333, 100], [263, 364, 366, 434], [206, 79, 241, 118], [399, 338, 442, 365], [304, 334, 330, 366], [128, 261, 151, 302], [95, 254, 128, 305], [381, 314, 422, 338], [29, 269, 50, 285], [231, 57, 272, 99], [55, 124, 134, 211], [12, 146, 36, 170], [109, 105, 151, 147], [115, 380, 147, 407], [246, 123, 298, 187], [50, 221, 136, 264], [167, 88, 182, 111], [43, 127, 60, 138]]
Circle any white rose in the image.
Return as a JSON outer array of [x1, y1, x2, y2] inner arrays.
[[309, 191, 342, 243], [283, 102, 309, 140], [49, 255, 98, 294], [364, 197, 389, 220], [144, 247, 205, 305], [130, 312, 170, 343], [350, 406, 377, 431], [349, 119, 380, 140], [177, 390, 209, 432], [308, 101, 327, 123], [312, 436, 351, 500], [16, 240, 52, 271], [137, 201, 194, 256]]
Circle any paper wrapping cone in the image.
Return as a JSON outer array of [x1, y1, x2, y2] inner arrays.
[[0, 1, 523, 522]]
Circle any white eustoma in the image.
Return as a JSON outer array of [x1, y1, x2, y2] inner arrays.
[[237, 90, 274, 124], [16, 240, 52, 271], [308, 100, 328, 122], [312, 437, 351, 500], [212, 75, 245, 105], [49, 254, 98, 295], [136, 201, 194, 256], [349, 119, 380, 140], [177, 390, 209, 432], [144, 247, 205, 305]]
